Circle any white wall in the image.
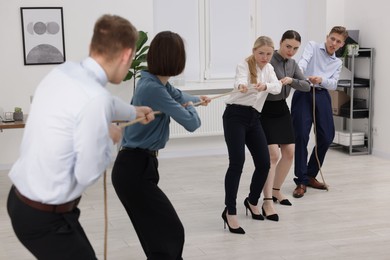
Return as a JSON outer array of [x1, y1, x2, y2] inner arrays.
[[257, 0, 309, 60], [342, 0, 390, 158], [0, 0, 153, 169], [307, 0, 328, 42], [326, 0, 345, 31]]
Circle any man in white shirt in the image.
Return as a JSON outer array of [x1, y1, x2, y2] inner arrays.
[[291, 26, 348, 198], [7, 14, 154, 259]]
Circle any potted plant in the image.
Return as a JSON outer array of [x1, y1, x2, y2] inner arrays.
[[341, 43, 359, 67], [346, 43, 359, 56], [13, 107, 23, 121], [123, 31, 149, 91]]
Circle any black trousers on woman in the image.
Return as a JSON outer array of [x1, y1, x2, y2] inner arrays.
[[112, 148, 184, 260], [223, 104, 270, 215], [7, 187, 97, 260]]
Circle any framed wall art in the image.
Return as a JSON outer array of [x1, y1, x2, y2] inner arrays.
[[20, 7, 66, 65]]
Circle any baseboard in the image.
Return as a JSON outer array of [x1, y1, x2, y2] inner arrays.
[[372, 149, 390, 160]]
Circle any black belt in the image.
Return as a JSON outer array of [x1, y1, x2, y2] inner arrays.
[[120, 146, 158, 157], [311, 86, 325, 91], [226, 104, 259, 114], [227, 104, 256, 110], [13, 186, 80, 213]]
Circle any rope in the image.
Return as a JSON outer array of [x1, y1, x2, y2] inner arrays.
[[312, 87, 328, 191], [118, 111, 162, 128], [103, 170, 108, 260], [193, 89, 242, 106], [118, 88, 244, 129]]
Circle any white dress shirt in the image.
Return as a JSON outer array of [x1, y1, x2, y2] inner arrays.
[[225, 60, 282, 112], [9, 57, 136, 204]]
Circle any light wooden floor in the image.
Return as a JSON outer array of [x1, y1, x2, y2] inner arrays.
[[1, 136, 390, 259]]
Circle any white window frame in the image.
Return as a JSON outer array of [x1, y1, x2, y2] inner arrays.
[[203, 0, 256, 81], [153, 0, 257, 85]]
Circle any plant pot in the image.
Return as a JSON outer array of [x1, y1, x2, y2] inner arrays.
[[13, 112, 23, 121]]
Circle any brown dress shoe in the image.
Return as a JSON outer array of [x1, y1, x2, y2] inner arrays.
[[293, 184, 306, 198], [308, 177, 327, 190]]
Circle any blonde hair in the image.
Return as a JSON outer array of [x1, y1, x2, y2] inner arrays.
[[246, 36, 274, 84]]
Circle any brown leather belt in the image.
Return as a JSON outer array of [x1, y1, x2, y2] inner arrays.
[[14, 186, 81, 213]]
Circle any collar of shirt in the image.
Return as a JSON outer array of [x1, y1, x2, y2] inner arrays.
[[81, 57, 108, 86], [319, 43, 337, 60], [141, 70, 156, 80], [273, 51, 287, 63]]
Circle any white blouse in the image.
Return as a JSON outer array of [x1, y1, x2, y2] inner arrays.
[[225, 60, 282, 112]]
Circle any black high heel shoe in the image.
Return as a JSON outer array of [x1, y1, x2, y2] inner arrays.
[[272, 188, 292, 206], [221, 207, 245, 234], [243, 198, 264, 220], [262, 198, 279, 222]]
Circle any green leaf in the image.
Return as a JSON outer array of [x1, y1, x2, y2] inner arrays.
[[126, 30, 149, 91], [137, 46, 149, 56], [124, 71, 135, 81], [131, 60, 142, 68], [137, 53, 147, 62], [136, 31, 148, 52], [137, 65, 148, 71]]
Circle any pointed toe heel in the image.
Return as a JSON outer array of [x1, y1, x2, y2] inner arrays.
[[262, 198, 279, 222], [221, 208, 245, 234], [243, 198, 264, 220], [272, 188, 292, 206]]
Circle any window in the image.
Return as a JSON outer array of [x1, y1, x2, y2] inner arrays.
[[153, 0, 310, 85], [153, 0, 256, 83]]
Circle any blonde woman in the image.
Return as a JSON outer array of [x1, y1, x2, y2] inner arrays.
[[222, 36, 281, 234]]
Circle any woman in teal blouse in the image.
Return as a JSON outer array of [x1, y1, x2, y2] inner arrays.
[[111, 31, 210, 260]]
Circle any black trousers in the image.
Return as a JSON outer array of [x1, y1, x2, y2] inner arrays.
[[7, 187, 97, 260], [112, 149, 184, 260], [223, 105, 270, 215]]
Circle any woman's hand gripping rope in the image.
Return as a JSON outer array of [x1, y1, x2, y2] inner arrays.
[[119, 86, 254, 127], [193, 87, 249, 106]]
